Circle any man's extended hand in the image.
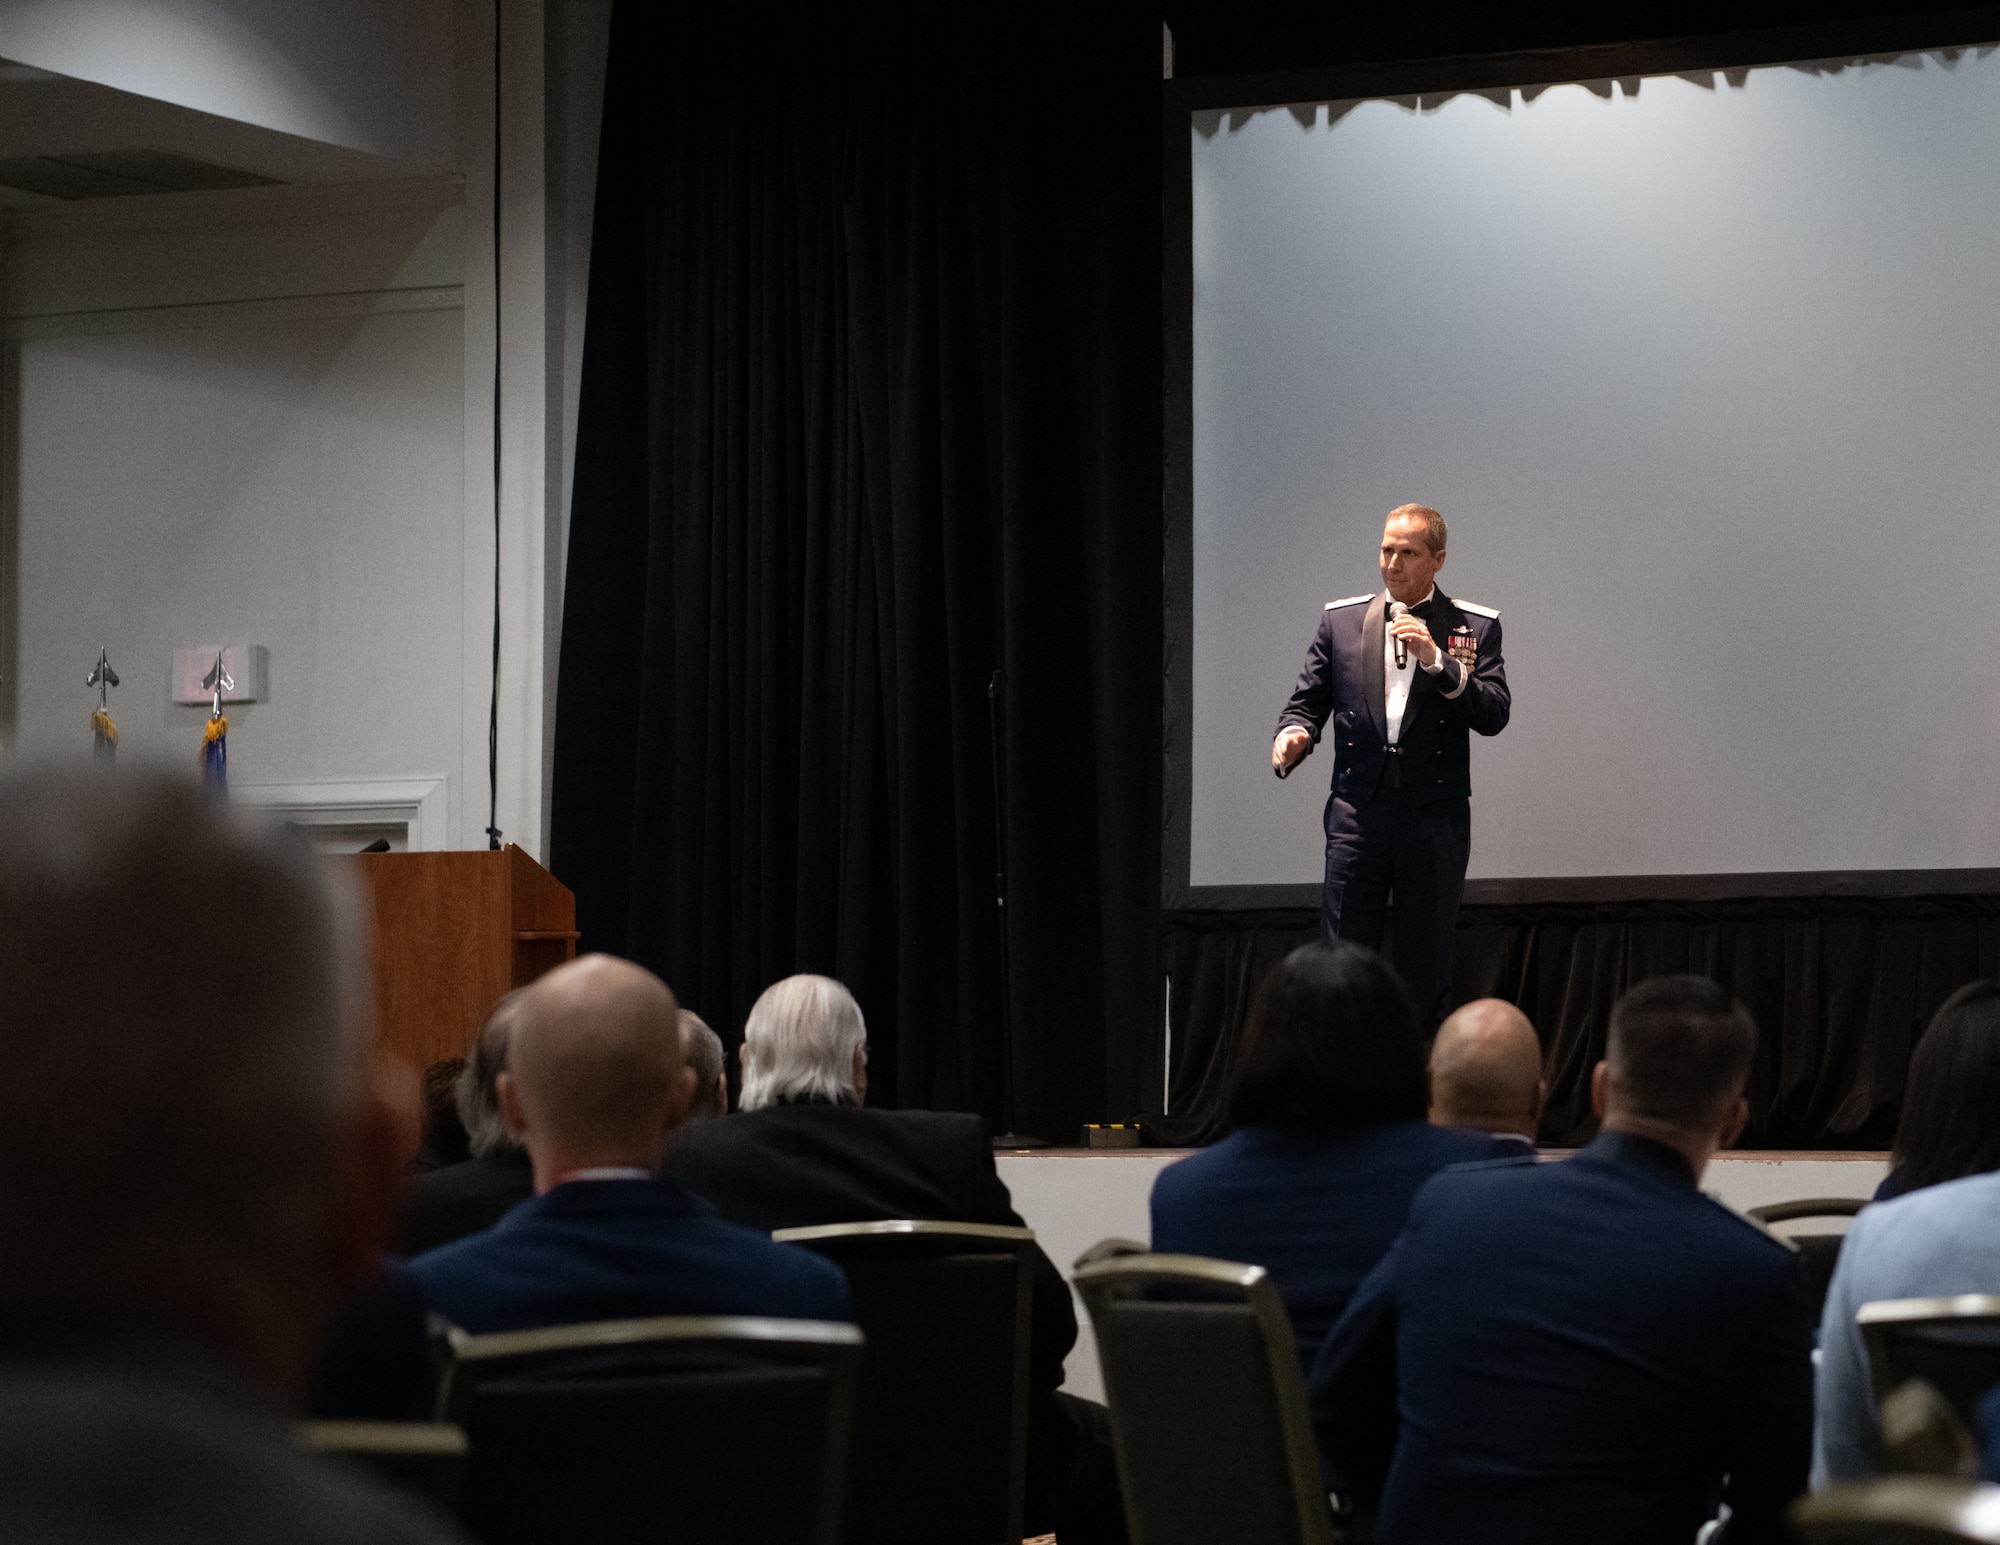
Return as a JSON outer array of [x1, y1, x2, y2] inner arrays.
[[1390, 613, 1441, 669], [1273, 727, 1312, 773]]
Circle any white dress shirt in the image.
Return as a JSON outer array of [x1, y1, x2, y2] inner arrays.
[[1384, 585, 1447, 745]]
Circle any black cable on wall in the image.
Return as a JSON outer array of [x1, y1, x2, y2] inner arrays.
[[485, 0, 504, 851]]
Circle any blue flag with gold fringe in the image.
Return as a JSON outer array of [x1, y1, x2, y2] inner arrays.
[[201, 711, 227, 791], [198, 651, 231, 793]]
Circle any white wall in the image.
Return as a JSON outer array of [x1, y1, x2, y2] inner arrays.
[[0, 0, 457, 170], [14, 309, 468, 800], [0, 0, 613, 859], [454, 0, 613, 856], [2, 180, 475, 834]]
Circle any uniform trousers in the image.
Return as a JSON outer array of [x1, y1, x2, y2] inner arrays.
[[1321, 782, 1471, 1034]]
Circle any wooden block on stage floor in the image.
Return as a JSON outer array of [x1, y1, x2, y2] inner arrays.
[[349, 845, 578, 1071]]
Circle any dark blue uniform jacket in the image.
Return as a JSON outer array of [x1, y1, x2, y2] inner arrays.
[[407, 1176, 850, 1334], [1277, 587, 1510, 805], [1149, 1119, 1507, 1373], [1308, 1132, 1814, 1545]]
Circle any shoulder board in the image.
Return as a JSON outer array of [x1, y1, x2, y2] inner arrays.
[[1456, 599, 1500, 619], [1324, 594, 1375, 611], [1702, 1193, 1800, 1253]]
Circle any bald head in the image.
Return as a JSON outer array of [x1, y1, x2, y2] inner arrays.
[[1429, 999, 1545, 1141], [498, 955, 693, 1187]]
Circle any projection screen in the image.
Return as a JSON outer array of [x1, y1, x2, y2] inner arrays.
[[1183, 45, 2000, 894]]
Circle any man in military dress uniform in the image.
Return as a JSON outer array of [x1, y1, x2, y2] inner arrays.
[[1272, 504, 1510, 1030]]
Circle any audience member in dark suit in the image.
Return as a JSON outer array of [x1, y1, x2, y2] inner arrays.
[[681, 1008, 730, 1121], [309, 1258, 433, 1420], [1871, 982, 2000, 1202], [399, 991, 534, 1255], [661, 973, 1120, 1545], [1312, 975, 1813, 1545], [0, 766, 464, 1544], [1150, 943, 1506, 1371], [1428, 997, 1544, 1154], [410, 956, 848, 1333]]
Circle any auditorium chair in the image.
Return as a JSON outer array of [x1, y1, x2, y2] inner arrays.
[[300, 1419, 468, 1515], [1745, 1196, 1866, 1321], [435, 1313, 862, 1545], [1792, 1476, 2000, 1542], [1876, 1379, 1981, 1478], [1072, 1252, 1337, 1545], [773, 1220, 1036, 1545], [1860, 1296, 2000, 1438]]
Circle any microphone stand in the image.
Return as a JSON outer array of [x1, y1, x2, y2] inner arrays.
[[987, 667, 1048, 1149]]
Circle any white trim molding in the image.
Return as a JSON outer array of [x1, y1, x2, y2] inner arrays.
[[234, 777, 449, 852]]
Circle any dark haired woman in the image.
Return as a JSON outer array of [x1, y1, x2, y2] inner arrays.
[[1150, 941, 1512, 1370], [1875, 981, 2000, 1200]]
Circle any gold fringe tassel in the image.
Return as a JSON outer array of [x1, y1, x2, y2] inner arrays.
[[90, 708, 118, 744]]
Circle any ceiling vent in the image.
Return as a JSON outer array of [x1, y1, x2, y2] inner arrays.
[[0, 149, 280, 200]]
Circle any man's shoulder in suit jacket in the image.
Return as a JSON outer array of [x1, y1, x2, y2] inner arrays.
[[1310, 1130, 1812, 1545], [407, 1176, 850, 1336], [1150, 1117, 1510, 1370], [662, 1103, 1017, 1229], [0, 1331, 467, 1545], [661, 1102, 1078, 1392], [399, 1146, 535, 1256]]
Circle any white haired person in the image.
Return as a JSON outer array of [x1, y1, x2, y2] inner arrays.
[[736, 973, 870, 1109], [404, 956, 848, 1340], [664, 974, 1126, 1544], [0, 764, 464, 1545]]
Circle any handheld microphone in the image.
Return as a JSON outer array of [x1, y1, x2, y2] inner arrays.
[[1389, 601, 1410, 669]]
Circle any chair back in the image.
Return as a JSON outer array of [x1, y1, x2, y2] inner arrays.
[[1878, 1379, 1981, 1478], [436, 1314, 862, 1545], [1860, 1297, 2000, 1434], [1073, 1253, 1336, 1545], [773, 1220, 1035, 1545], [1792, 1476, 2000, 1542], [300, 1420, 467, 1516], [1746, 1196, 1867, 1321]]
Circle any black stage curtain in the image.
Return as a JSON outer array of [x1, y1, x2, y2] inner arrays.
[[550, 1, 1162, 1138], [1168, 897, 2000, 1148]]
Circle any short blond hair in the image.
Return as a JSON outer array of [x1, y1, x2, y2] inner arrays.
[[1387, 503, 1447, 555]]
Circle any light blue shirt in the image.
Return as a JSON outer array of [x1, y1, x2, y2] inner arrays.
[[1814, 1169, 2000, 1486]]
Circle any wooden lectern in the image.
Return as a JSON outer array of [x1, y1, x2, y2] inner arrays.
[[350, 845, 579, 1070]]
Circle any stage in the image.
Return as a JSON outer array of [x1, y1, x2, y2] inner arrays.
[[998, 1147, 1888, 1403]]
